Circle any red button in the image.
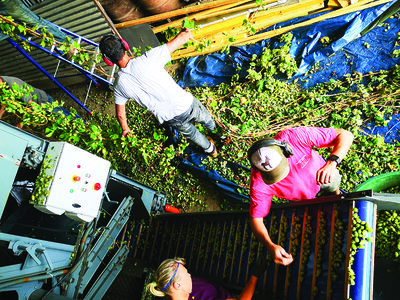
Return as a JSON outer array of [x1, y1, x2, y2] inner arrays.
[[94, 183, 101, 191], [73, 176, 81, 182]]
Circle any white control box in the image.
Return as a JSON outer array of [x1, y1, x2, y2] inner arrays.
[[32, 142, 111, 222]]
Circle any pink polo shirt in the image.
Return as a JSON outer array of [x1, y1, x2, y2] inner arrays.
[[249, 127, 337, 218]]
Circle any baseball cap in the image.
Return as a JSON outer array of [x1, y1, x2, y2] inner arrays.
[[250, 145, 289, 185]]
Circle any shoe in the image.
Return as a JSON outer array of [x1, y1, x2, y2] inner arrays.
[[205, 136, 218, 158], [212, 129, 230, 145], [220, 134, 230, 145]]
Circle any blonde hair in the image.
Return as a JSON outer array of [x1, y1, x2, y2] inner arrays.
[[147, 258, 186, 297]]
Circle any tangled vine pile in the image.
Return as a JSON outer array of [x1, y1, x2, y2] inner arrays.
[[1, 32, 400, 261]]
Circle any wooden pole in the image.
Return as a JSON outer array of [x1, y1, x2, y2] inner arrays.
[[234, 0, 392, 45], [152, 0, 254, 33], [92, 0, 132, 55], [172, 0, 323, 58], [115, 0, 253, 29], [152, 0, 281, 33], [171, 0, 393, 59]]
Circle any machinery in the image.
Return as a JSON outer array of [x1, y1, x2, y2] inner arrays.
[[131, 190, 400, 300], [0, 120, 166, 299], [2, 119, 400, 300]]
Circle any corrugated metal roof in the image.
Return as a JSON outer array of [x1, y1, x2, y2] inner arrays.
[[22, 0, 46, 7], [0, 0, 113, 87]]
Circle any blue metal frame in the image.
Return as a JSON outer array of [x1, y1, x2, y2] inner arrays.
[[7, 37, 92, 114], [351, 200, 376, 300], [5, 20, 118, 114], [15, 34, 114, 86]]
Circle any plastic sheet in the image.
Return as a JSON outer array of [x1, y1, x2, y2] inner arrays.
[[178, 1, 400, 89], [362, 114, 400, 143]]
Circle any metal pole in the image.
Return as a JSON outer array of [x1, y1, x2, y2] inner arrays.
[[7, 38, 92, 114], [350, 200, 376, 300], [16, 35, 111, 86]]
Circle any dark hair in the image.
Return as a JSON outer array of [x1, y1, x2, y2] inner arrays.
[[99, 35, 126, 64]]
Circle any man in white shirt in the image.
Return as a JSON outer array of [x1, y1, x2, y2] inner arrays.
[[99, 29, 224, 157]]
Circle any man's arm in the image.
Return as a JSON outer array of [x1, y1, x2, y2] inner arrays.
[[115, 104, 131, 136], [249, 217, 293, 266], [316, 128, 354, 185], [166, 28, 193, 54]]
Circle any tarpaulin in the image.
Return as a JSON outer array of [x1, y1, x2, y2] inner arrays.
[[363, 114, 400, 143], [178, 0, 400, 89]]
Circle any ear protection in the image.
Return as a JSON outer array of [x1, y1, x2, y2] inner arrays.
[[102, 36, 130, 67], [247, 138, 293, 168]]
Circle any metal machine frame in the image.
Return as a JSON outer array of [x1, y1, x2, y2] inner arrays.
[[0, 120, 166, 299]]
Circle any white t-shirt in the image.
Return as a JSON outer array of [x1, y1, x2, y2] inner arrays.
[[113, 44, 193, 123]]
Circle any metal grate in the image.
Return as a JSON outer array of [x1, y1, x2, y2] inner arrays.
[[127, 197, 373, 299]]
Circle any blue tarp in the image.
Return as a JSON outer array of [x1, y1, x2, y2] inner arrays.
[[175, 1, 400, 204], [178, 1, 400, 89], [363, 114, 400, 143]]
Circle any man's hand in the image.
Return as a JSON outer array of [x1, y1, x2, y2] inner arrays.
[[166, 28, 193, 53], [250, 216, 293, 266], [316, 128, 353, 186], [316, 160, 337, 185], [176, 28, 193, 43], [116, 104, 132, 137], [122, 129, 132, 137], [270, 244, 294, 266]]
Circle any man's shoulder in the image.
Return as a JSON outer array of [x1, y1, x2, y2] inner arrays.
[[277, 126, 336, 150], [275, 127, 315, 150], [276, 126, 333, 139], [275, 127, 305, 142]]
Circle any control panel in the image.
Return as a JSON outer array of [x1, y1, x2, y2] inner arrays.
[[31, 142, 111, 222]]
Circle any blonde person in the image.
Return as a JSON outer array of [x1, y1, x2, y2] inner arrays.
[[147, 257, 268, 300]]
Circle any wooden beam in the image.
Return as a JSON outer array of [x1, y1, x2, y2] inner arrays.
[[115, 0, 253, 29], [337, 0, 351, 7], [234, 0, 391, 45], [172, 0, 323, 58], [152, 0, 281, 34], [327, 0, 344, 7], [171, 0, 393, 59], [152, 0, 253, 33]]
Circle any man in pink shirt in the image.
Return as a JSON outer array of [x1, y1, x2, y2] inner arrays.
[[247, 126, 354, 266]]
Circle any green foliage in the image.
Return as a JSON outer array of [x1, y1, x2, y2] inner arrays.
[[1, 31, 400, 258], [182, 17, 197, 30], [376, 209, 400, 261], [30, 156, 54, 205], [242, 19, 256, 36], [348, 207, 373, 286], [375, 186, 400, 261], [0, 17, 108, 71]]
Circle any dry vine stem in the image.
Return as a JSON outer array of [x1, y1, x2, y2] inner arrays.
[[171, 0, 394, 59], [205, 87, 400, 140]]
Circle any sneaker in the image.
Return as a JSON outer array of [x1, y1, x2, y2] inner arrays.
[[212, 129, 230, 145], [205, 136, 218, 158], [220, 134, 230, 145]]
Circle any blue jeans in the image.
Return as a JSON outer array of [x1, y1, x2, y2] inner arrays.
[[0, 0, 67, 42], [165, 97, 216, 151]]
